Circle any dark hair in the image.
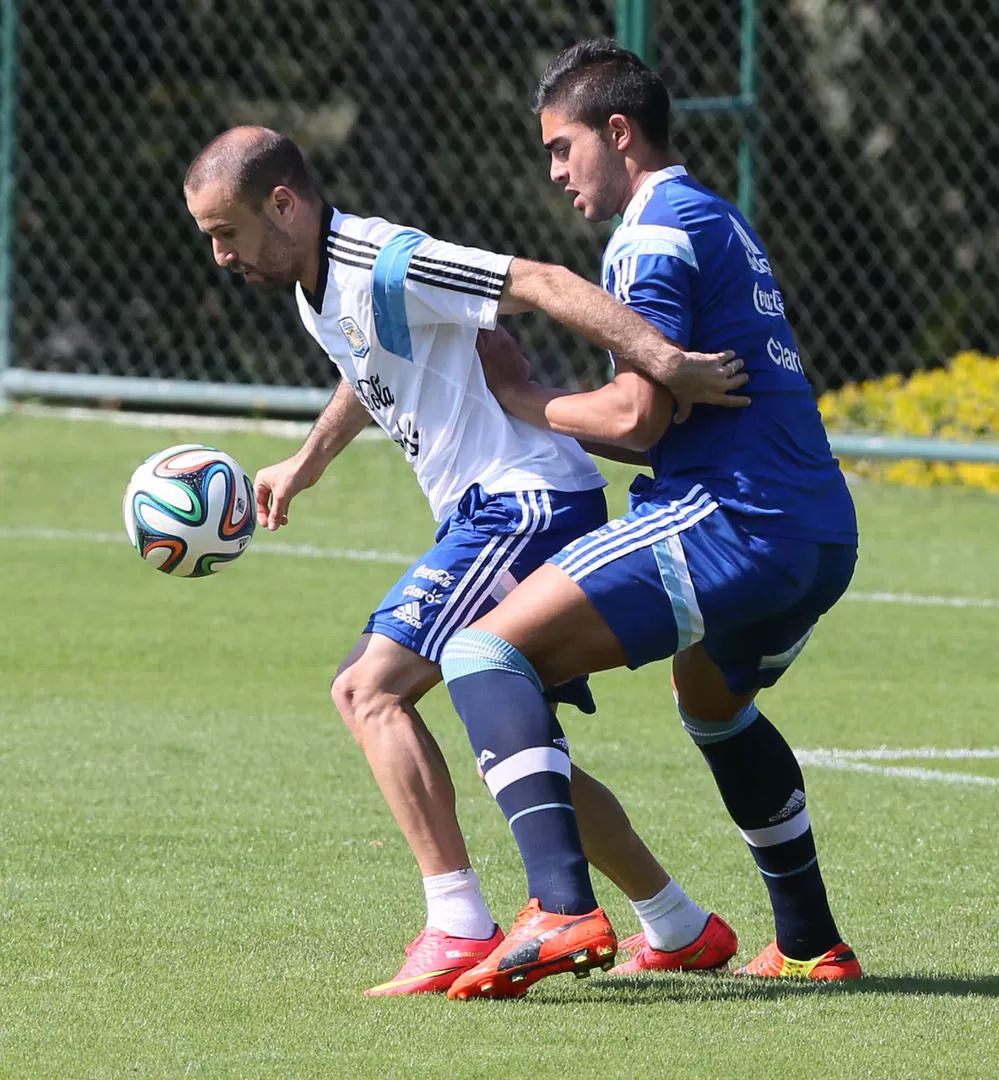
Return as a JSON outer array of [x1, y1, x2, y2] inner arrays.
[[185, 127, 315, 206], [533, 38, 671, 149]]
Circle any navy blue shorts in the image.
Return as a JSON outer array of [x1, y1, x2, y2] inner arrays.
[[366, 484, 608, 672], [551, 479, 856, 694]]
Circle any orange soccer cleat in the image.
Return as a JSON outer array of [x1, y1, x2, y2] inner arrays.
[[365, 924, 505, 997], [609, 913, 738, 975], [734, 939, 862, 980], [447, 898, 617, 1000]]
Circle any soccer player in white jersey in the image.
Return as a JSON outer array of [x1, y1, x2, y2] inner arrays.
[[184, 126, 749, 996]]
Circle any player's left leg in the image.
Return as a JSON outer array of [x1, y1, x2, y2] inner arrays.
[[672, 540, 862, 980]]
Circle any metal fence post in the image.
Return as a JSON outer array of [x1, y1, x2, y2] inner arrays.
[[616, 0, 654, 62], [0, 0, 18, 412], [737, 0, 759, 222]]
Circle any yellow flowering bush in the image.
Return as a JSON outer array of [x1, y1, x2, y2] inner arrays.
[[818, 351, 999, 493]]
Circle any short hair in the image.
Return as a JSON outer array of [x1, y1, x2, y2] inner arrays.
[[533, 39, 671, 149], [184, 127, 316, 206]]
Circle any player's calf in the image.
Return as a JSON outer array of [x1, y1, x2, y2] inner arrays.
[[442, 627, 598, 916]]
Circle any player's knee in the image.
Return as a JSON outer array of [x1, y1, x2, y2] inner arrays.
[[332, 674, 379, 747], [330, 667, 357, 733], [330, 665, 380, 743], [330, 665, 406, 748], [672, 657, 756, 726], [677, 697, 760, 746], [330, 656, 355, 715]]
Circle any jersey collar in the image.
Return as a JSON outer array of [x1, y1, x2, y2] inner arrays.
[[302, 202, 335, 313], [623, 166, 688, 224]]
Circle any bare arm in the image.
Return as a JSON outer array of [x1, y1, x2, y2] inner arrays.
[[498, 258, 749, 420], [478, 326, 671, 452], [297, 378, 371, 474], [576, 439, 652, 467], [254, 379, 371, 530], [499, 259, 677, 374], [496, 368, 672, 452]]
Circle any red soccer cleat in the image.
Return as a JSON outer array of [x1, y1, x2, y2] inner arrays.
[[734, 939, 862, 980], [364, 924, 505, 996], [609, 913, 738, 975], [447, 898, 617, 1000]]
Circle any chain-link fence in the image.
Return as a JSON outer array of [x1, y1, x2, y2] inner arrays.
[[667, 0, 999, 390], [4, 0, 998, 409]]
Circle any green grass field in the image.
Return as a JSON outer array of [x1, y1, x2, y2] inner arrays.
[[1, 412, 997, 1080]]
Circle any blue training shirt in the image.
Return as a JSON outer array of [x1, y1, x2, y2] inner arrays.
[[602, 166, 857, 545]]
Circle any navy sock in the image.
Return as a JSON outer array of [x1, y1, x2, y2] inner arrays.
[[682, 703, 841, 959], [441, 629, 596, 914]]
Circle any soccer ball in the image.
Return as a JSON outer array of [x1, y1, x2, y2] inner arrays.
[[123, 444, 256, 577]]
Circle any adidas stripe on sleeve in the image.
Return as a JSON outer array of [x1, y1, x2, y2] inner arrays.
[[323, 217, 512, 334], [403, 234, 512, 330], [602, 224, 699, 348]]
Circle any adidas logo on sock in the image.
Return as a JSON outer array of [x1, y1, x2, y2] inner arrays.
[[769, 788, 806, 823]]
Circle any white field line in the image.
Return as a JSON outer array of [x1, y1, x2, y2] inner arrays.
[[0, 527, 414, 565], [796, 748, 999, 787], [802, 747, 999, 760], [846, 590, 999, 610], [4, 525, 999, 610], [12, 403, 387, 441]]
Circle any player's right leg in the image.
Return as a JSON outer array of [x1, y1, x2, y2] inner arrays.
[[336, 627, 732, 995], [331, 631, 504, 996], [336, 482, 611, 992], [439, 562, 642, 998], [571, 765, 737, 975], [332, 633, 463, 877]]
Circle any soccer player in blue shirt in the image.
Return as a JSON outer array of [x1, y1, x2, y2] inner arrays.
[[440, 40, 863, 998]]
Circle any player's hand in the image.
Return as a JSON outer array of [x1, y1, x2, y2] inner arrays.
[[477, 326, 533, 406], [253, 454, 322, 531], [668, 350, 750, 423]]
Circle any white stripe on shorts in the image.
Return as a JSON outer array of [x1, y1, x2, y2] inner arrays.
[[484, 745, 572, 797], [422, 490, 551, 662], [558, 484, 718, 582], [654, 532, 705, 650]]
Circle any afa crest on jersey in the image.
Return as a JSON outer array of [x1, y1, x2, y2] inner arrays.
[[338, 316, 370, 358]]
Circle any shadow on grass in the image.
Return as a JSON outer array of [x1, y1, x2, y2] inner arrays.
[[567, 971, 999, 1004]]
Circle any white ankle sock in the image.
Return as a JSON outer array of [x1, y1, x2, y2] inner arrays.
[[423, 868, 496, 940], [630, 878, 709, 952]]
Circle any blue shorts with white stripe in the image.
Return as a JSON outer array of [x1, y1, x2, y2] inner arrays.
[[551, 477, 857, 694], [366, 483, 608, 678]]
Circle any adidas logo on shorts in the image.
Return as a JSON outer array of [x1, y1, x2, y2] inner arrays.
[[392, 601, 423, 629]]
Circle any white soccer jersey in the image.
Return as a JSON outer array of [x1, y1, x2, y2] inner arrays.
[[295, 206, 605, 522]]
